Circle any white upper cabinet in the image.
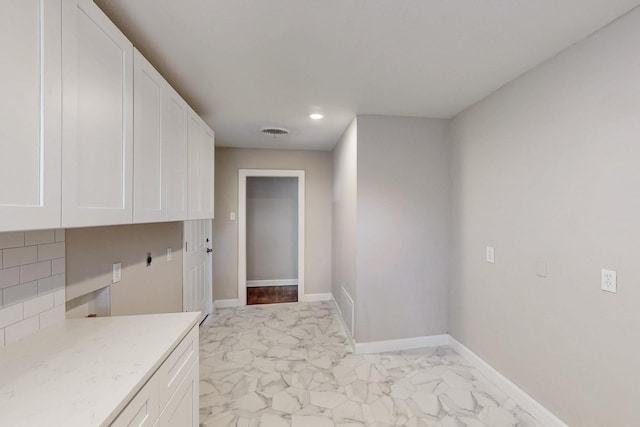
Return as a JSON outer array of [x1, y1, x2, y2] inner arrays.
[[0, 0, 62, 232], [61, 0, 134, 227], [133, 49, 165, 223], [163, 85, 190, 221], [1, 0, 212, 232], [187, 112, 215, 220], [133, 49, 189, 223]]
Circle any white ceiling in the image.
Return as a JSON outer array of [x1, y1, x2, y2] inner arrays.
[[95, 0, 640, 151]]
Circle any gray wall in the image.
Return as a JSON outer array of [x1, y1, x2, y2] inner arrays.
[[332, 119, 358, 332], [356, 115, 449, 343], [331, 116, 450, 343], [213, 147, 332, 299], [246, 177, 298, 281], [66, 222, 183, 316], [449, 7, 640, 426]]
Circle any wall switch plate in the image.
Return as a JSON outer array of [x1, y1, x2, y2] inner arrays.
[[486, 246, 495, 264], [230, 212, 236, 221], [536, 260, 547, 278], [601, 269, 617, 293], [167, 248, 172, 261], [112, 262, 122, 283]]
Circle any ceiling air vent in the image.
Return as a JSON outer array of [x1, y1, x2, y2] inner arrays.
[[261, 127, 289, 137]]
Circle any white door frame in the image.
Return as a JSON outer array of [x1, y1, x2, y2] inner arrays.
[[238, 169, 305, 305]]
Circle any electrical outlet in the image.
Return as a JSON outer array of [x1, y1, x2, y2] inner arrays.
[[112, 262, 122, 283], [601, 269, 617, 293], [167, 248, 172, 261], [486, 246, 495, 264]]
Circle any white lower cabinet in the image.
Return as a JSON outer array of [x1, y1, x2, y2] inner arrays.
[[111, 326, 199, 427], [157, 362, 199, 427], [110, 374, 159, 427]]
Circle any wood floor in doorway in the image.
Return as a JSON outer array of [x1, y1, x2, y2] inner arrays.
[[247, 285, 298, 305]]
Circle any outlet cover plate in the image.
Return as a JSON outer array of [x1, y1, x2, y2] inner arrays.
[[536, 260, 547, 278], [601, 269, 617, 293], [112, 262, 122, 283], [486, 246, 495, 264]]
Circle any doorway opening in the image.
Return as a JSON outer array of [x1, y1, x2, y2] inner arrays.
[[238, 169, 305, 305]]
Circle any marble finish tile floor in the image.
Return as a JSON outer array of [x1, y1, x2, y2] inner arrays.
[[199, 301, 542, 427]]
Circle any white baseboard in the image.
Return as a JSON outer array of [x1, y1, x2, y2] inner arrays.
[[246, 279, 298, 287], [448, 336, 569, 427], [355, 334, 449, 355], [213, 299, 241, 309], [300, 293, 332, 302]]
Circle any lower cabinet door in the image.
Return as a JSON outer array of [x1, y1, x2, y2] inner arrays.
[[110, 374, 159, 427], [157, 326, 198, 409], [157, 360, 199, 427]]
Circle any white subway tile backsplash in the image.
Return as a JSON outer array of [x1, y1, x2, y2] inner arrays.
[[39, 305, 65, 329], [54, 289, 65, 307], [38, 242, 65, 261], [25, 230, 55, 246], [24, 293, 54, 318], [38, 274, 65, 295], [3, 246, 38, 268], [0, 267, 20, 289], [4, 281, 38, 306], [0, 230, 66, 346], [20, 261, 51, 283], [0, 232, 25, 249], [5, 316, 39, 345], [0, 303, 23, 328], [52, 258, 65, 275]]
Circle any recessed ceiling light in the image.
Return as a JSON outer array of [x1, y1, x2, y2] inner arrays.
[[309, 113, 324, 120]]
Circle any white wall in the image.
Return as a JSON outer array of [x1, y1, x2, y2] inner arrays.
[[332, 119, 358, 333], [449, 7, 640, 426], [213, 147, 332, 299], [0, 230, 66, 346], [356, 115, 449, 343], [246, 177, 298, 281]]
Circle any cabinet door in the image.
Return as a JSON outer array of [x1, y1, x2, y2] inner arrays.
[[162, 86, 189, 221], [157, 327, 198, 409], [0, 0, 61, 232], [133, 49, 164, 223], [110, 374, 159, 427], [187, 112, 215, 220], [62, 0, 133, 227], [157, 360, 199, 427]]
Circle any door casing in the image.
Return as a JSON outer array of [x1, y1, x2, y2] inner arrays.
[[238, 169, 305, 305]]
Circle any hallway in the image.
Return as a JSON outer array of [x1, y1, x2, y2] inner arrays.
[[198, 302, 542, 426]]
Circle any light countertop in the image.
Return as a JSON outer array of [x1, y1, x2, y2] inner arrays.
[[0, 312, 200, 426]]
